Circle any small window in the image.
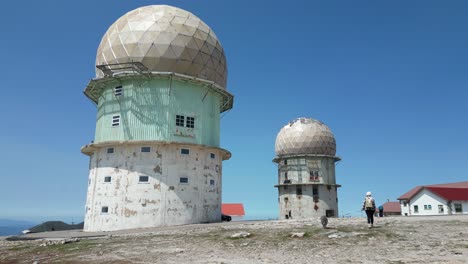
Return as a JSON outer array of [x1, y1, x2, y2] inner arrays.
[[186, 116, 195, 128], [114, 86, 123, 96], [296, 187, 302, 196], [414, 205, 419, 213], [284, 159, 288, 165], [101, 206, 109, 213], [181, 148, 189, 155], [104, 176, 111, 183], [107, 147, 114, 154], [180, 177, 189, 184], [454, 204, 462, 213], [210, 153, 215, 159], [424, 205, 432, 210], [313, 186, 319, 196], [139, 176, 149, 182], [176, 115, 185, 127], [210, 179, 215, 186], [284, 197, 289, 202], [403, 202, 407, 207], [112, 115, 120, 127], [141, 147, 151, 153]]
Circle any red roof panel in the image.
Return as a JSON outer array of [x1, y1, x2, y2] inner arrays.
[[398, 181, 468, 201], [222, 203, 245, 216], [382, 202, 401, 213], [426, 187, 468, 201]]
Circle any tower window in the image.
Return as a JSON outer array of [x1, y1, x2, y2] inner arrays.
[[176, 115, 185, 127], [296, 187, 302, 196], [139, 176, 149, 182], [284, 159, 288, 165], [101, 206, 109, 213], [104, 176, 111, 183], [313, 186, 319, 196], [210, 179, 215, 186], [114, 86, 123, 96], [210, 153, 215, 159], [181, 148, 190, 155], [186, 117, 195, 128], [112, 115, 120, 127], [180, 177, 189, 184], [141, 147, 151, 153], [107, 147, 114, 154]]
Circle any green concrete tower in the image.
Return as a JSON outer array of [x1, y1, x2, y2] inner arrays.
[[81, 5, 233, 231]]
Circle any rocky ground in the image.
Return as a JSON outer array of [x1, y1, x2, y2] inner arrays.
[[1, 215, 467, 264]]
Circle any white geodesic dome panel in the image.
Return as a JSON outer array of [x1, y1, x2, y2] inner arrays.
[[275, 118, 336, 156], [96, 5, 227, 88]]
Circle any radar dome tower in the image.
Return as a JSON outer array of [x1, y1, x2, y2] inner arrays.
[[274, 118, 340, 219], [81, 5, 233, 231]]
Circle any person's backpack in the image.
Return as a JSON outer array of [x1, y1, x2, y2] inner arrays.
[[365, 198, 374, 209]]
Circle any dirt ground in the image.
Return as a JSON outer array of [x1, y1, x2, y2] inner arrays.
[[1, 215, 467, 264]]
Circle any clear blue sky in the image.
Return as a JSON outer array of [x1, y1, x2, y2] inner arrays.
[[0, 0, 467, 222]]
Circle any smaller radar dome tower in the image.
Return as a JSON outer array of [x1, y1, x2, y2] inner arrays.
[[274, 118, 341, 219]]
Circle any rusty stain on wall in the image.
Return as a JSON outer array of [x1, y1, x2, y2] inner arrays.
[[124, 208, 138, 217], [153, 165, 162, 173]]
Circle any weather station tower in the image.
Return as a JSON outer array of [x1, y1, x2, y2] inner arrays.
[[81, 5, 234, 231], [274, 118, 341, 219]]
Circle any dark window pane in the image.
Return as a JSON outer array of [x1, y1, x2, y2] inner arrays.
[[141, 147, 151, 152], [180, 177, 189, 183], [181, 148, 189, 155], [139, 176, 149, 182]]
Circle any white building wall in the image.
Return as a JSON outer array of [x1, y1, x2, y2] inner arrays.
[[407, 189, 449, 216], [450, 201, 468, 214], [400, 201, 410, 216], [84, 143, 222, 231]]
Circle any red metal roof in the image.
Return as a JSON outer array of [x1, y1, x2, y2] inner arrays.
[[382, 202, 401, 213], [398, 181, 468, 201], [398, 186, 423, 200], [426, 187, 468, 201], [221, 203, 245, 216]]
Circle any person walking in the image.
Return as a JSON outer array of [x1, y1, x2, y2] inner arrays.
[[362, 191, 376, 228]]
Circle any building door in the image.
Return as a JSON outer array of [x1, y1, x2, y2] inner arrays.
[[438, 205, 444, 214]]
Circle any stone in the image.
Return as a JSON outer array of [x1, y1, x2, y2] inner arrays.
[[230, 232, 250, 238], [291, 232, 305, 238]]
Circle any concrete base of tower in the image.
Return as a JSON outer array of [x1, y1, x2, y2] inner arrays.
[[277, 184, 339, 220], [82, 141, 230, 232]]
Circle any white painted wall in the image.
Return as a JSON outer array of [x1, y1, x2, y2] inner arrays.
[[409, 189, 448, 216], [400, 201, 410, 216], [84, 143, 224, 231]]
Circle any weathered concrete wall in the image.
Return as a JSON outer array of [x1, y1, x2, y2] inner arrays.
[[278, 184, 338, 219], [275, 156, 339, 219], [84, 143, 222, 231]]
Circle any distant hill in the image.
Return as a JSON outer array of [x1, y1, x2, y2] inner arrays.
[[0, 219, 37, 236]]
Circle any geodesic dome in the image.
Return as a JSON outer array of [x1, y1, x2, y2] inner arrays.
[[275, 118, 336, 156], [96, 5, 227, 88]]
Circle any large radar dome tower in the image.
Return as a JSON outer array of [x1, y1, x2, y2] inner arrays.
[[81, 5, 233, 231]]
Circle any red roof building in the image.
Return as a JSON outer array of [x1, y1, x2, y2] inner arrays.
[[221, 203, 245, 219], [382, 202, 401, 216], [397, 181, 468, 216]]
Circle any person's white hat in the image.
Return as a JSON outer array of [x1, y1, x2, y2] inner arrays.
[[366, 191, 372, 196]]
